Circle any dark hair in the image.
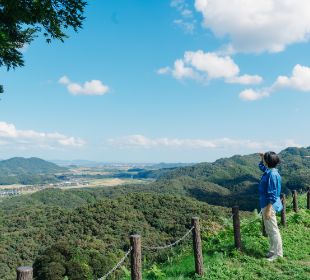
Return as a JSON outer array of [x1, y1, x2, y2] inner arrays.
[[264, 151, 280, 168]]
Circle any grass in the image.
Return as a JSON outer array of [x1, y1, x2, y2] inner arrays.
[[121, 194, 310, 280]]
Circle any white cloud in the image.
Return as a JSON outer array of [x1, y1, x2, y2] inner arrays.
[[194, 0, 208, 12], [239, 89, 270, 101], [184, 51, 239, 79], [172, 59, 201, 80], [239, 64, 310, 101], [59, 76, 70, 84], [59, 76, 109, 96], [0, 121, 85, 149], [194, 0, 310, 53], [274, 64, 310, 91], [159, 50, 262, 85], [107, 134, 300, 150]]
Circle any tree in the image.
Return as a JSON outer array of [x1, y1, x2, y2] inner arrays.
[[0, 0, 87, 92]]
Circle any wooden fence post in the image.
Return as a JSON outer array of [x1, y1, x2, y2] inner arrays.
[[262, 215, 267, 237], [307, 189, 310, 210], [191, 217, 204, 276], [16, 266, 33, 280], [293, 190, 298, 213], [130, 235, 142, 280], [280, 193, 286, 226], [232, 206, 241, 250]]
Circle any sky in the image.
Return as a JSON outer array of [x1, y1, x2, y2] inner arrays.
[[1, 0, 310, 163]]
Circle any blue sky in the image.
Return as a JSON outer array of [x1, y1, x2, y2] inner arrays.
[[1, 0, 310, 162]]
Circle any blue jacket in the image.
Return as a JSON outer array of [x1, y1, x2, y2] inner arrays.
[[258, 161, 283, 212]]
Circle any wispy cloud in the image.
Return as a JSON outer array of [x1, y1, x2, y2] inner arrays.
[[173, 19, 195, 34], [171, 0, 196, 34], [226, 75, 263, 85], [59, 76, 109, 96], [158, 50, 262, 85], [239, 64, 310, 101], [157, 67, 171, 75], [0, 121, 85, 150], [107, 134, 299, 150]]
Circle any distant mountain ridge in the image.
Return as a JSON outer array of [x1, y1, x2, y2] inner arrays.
[[1, 149, 309, 279], [136, 147, 310, 183], [132, 146, 310, 210], [0, 157, 66, 175], [0, 157, 66, 185]]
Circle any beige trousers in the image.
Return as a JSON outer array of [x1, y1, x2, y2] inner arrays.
[[262, 207, 283, 257]]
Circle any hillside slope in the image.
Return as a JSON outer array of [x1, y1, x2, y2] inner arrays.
[[132, 147, 310, 210], [134, 195, 310, 280], [0, 192, 233, 280], [136, 147, 310, 188]]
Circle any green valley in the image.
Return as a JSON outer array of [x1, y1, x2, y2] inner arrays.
[[0, 147, 310, 279]]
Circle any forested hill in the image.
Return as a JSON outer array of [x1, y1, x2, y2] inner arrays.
[[0, 157, 66, 174], [0, 192, 232, 280], [0, 157, 66, 185], [132, 147, 310, 210], [1, 148, 309, 279], [137, 147, 310, 185]]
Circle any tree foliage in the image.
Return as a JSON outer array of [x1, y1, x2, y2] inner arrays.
[[0, 192, 230, 280], [0, 157, 67, 184], [1, 147, 310, 279], [133, 146, 310, 210], [0, 0, 87, 69]]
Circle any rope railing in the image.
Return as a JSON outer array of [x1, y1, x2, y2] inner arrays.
[[142, 226, 194, 251], [94, 220, 202, 280], [98, 247, 132, 280], [16, 189, 310, 280]]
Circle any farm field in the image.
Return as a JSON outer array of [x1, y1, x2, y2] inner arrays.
[[0, 162, 153, 198]]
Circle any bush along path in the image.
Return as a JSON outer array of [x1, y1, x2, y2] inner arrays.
[[121, 193, 310, 280]]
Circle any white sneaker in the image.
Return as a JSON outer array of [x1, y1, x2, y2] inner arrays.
[[267, 255, 282, 262]]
